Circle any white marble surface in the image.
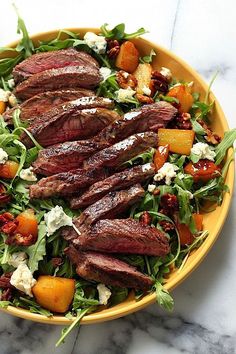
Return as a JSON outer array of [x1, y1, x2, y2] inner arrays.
[[0, 0, 235, 353]]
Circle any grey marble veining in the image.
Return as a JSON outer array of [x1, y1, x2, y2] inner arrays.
[[0, 0, 235, 353]]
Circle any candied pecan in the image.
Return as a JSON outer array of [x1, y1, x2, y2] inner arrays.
[[0, 212, 14, 225], [150, 71, 169, 95], [159, 193, 179, 215], [0, 184, 11, 206], [1, 220, 18, 234], [116, 70, 137, 89], [136, 94, 154, 104], [199, 120, 221, 145], [52, 257, 63, 268], [175, 113, 192, 130], [107, 39, 120, 58], [0, 273, 13, 289], [1, 288, 13, 301], [5, 233, 36, 246], [140, 211, 152, 225], [159, 220, 175, 232], [153, 188, 160, 196]]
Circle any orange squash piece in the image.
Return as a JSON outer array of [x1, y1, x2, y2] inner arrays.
[[153, 144, 169, 171], [177, 213, 203, 245], [115, 41, 139, 73], [15, 209, 38, 239], [158, 128, 195, 155], [0, 160, 19, 179], [133, 63, 152, 94], [0, 101, 6, 114], [32, 275, 76, 313], [167, 84, 194, 113], [184, 159, 221, 182]]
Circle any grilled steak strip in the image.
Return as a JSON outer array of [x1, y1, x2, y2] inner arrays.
[[95, 101, 177, 145], [13, 48, 99, 83], [70, 163, 155, 209], [29, 167, 107, 199], [84, 132, 157, 169], [3, 89, 95, 124], [21, 105, 119, 147], [73, 218, 170, 256], [65, 245, 153, 290], [33, 140, 109, 176], [14, 65, 102, 100]]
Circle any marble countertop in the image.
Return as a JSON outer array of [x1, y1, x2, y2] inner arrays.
[[0, 0, 235, 353]]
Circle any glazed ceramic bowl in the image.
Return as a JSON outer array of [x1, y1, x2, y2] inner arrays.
[[0, 29, 234, 325]]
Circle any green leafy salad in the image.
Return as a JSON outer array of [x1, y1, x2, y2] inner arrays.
[[0, 10, 235, 346]]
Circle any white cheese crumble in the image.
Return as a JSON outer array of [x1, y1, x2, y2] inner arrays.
[[154, 163, 178, 185], [124, 111, 140, 121], [191, 142, 216, 161], [99, 67, 112, 81], [84, 32, 107, 54], [97, 283, 111, 305], [115, 88, 136, 103], [20, 167, 37, 182], [10, 263, 36, 297], [148, 184, 156, 193], [7, 79, 15, 89], [44, 205, 73, 236], [142, 85, 151, 96], [142, 163, 152, 172], [0, 148, 8, 164], [8, 252, 27, 268], [0, 88, 10, 102], [8, 93, 17, 107], [160, 67, 172, 81]]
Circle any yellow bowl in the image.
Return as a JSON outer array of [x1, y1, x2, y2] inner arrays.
[[0, 28, 234, 325]]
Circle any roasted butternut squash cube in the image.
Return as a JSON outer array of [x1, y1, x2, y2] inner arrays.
[[133, 63, 152, 94], [0, 160, 19, 179], [115, 41, 139, 73], [158, 128, 195, 155]]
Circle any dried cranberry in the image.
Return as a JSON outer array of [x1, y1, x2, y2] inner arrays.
[[159, 193, 179, 216]]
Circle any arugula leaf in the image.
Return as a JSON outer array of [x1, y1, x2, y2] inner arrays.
[[35, 30, 84, 52], [191, 119, 206, 136], [13, 296, 52, 316], [100, 23, 147, 40], [13, 5, 34, 58], [140, 49, 156, 64], [159, 95, 179, 104], [0, 301, 11, 308], [27, 223, 46, 273], [0, 55, 23, 77], [214, 129, 236, 165], [154, 281, 174, 312], [110, 287, 129, 305]]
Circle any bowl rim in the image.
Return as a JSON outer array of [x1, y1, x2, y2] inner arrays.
[[0, 28, 234, 325]]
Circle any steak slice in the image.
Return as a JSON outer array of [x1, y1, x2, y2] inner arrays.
[[84, 132, 157, 169], [21, 105, 119, 147], [65, 245, 153, 290], [3, 89, 95, 124], [14, 65, 102, 100], [29, 167, 107, 199], [73, 218, 170, 256], [33, 140, 108, 176], [13, 48, 99, 83], [70, 163, 155, 209], [95, 101, 177, 145]]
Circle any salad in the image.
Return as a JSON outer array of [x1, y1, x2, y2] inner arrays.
[[0, 11, 235, 346]]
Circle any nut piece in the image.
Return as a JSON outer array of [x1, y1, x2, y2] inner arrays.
[[159, 193, 179, 216], [136, 94, 154, 104], [116, 70, 137, 89], [150, 71, 169, 95], [107, 39, 120, 59], [139, 211, 152, 225], [199, 120, 221, 145]]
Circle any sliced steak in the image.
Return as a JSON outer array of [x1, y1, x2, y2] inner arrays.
[[84, 132, 157, 169], [65, 245, 153, 290], [13, 48, 99, 83], [95, 101, 177, 145], [29, 167, 107, 199], [21, 105, 119, 147], [73, 218, 170, 256], [33, 140, 109, 176], [14, 65, 102, 100], [3, 89, 95, 124], [70, 163, 155, 209]]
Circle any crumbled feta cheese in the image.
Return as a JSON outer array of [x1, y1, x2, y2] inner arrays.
[[8, 94, 18, 107], [142, 163, 152, 172], [124, 111, 140, 120], [116, 88, 136, 103], [142, 85, 151, 96], [148, 184, 156, 193], [84, 32, 107, 54], [99, 67, 112, 81], [44, 205, 73, 236], [20, 167, 37, 182], [97, 283, 111, 305], [8, 252, 27, 268], [160, 67, 172, 81], [0, 148, 8, 164], [7, 79, 15, 89], [0, 89, 10, 102], [154, 162, 178, 185], [10, 263, 36, 297], [191, 142, 216, 161]]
